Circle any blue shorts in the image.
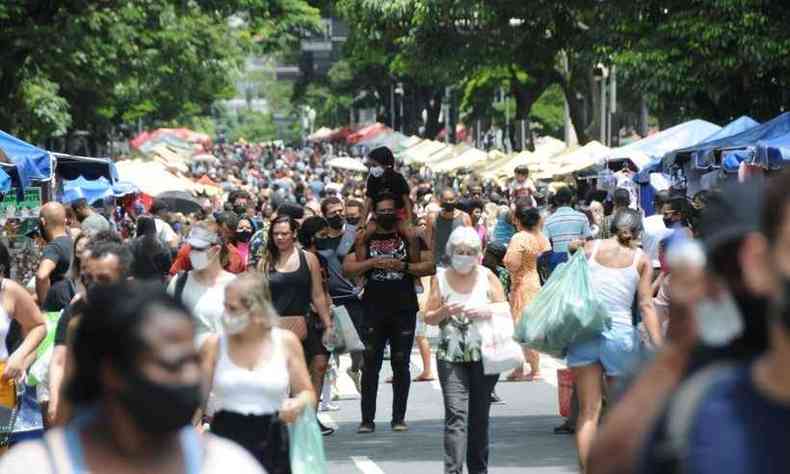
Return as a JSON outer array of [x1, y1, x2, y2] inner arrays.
[[566, 323, 640, 377]]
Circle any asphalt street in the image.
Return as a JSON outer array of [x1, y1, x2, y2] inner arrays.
[[319, 351, 578, 474]]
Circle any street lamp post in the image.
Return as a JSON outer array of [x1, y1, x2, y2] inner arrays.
[[396, 82, 405, 134]]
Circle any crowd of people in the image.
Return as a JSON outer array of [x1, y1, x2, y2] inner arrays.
[[0, 137, 785, 474]]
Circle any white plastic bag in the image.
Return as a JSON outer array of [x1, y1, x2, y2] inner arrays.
[[477, 303, 525, 375], [332, 305, 364, 354]]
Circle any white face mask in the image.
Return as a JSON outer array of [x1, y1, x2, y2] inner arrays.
[[451, 255, 477, 274], [222, 311, 251, 335], [694, 290, 745, 347], [369, 166, 385, 178], [189, 250, 211, 271]]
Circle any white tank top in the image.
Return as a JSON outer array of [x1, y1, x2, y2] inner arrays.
[[213, 328, 290, 416], [589, 241, 641, 327], [437, 266, 490, 307]]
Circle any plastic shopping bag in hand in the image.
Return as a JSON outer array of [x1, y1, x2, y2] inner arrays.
[[288, 406, 327, 474], [516, 250, 611, 357], [478, 302, 525, 375], [331, 305, 365, 354]]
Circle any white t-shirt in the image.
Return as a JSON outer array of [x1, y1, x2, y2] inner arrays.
[[167, 271, 237, 349], [0, 431, 266, 474], [642, 214, 672, 268], [155, 218, 179, 248]]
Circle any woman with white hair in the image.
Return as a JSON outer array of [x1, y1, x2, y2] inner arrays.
[[425, 226, 508, 474], [199, 272, 316, 473]]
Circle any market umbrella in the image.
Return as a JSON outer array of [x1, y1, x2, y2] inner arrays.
[[156, 190, 202, 214], [327, 156, 368, 173]]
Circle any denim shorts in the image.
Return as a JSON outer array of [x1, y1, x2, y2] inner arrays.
[[566, 322, 640, 377]]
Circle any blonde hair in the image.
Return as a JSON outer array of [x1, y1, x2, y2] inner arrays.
[[229, 272, 279, 327]]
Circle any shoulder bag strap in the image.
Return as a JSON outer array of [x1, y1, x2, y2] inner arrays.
[[663, 363, 738, 474], [175, 272, 189, 306]]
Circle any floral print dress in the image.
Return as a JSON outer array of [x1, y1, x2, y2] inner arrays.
[[504, 231, 551, 323]]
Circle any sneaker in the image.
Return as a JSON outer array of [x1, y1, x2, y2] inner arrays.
[[318, 420, 335, 436], [357, 422, 375, 434], [490, 391, 505, 405], [319, 402, 340, 412], [347, 368, 362, 394], [391, 421, 409, 432]]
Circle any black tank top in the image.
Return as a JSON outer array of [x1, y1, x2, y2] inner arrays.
[[269, 249, 312, 316]]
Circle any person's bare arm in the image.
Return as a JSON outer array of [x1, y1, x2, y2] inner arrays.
[[343, 253, 386, 278], [638, 256, 663, 347], [305, 252, 332, 329], [35, 259, 56, 307], [48, 345, 67, 425], [3, 280, 46, 382], [409, 246, 436, 278], [194, 334, 220, 425], [280, 330, 317, 424], [461, 211, 472, 227], [401, 193, 414, 223], [423, 276, 445, 326]]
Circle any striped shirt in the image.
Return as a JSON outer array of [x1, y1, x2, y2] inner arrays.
[[543, 207, 592, 253]]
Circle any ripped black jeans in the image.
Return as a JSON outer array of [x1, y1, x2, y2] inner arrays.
[[360, 309, 417, 424]]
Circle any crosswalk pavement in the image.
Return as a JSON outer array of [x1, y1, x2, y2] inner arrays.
[[319, 351, 576, 473]]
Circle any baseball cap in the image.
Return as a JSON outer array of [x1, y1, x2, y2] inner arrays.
[[697, 181, 762, 255], [186, 223, 220, 249]]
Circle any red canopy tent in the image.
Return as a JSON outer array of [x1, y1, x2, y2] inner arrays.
[[347, 123, 390, 145], [130, 128, 212, 151]]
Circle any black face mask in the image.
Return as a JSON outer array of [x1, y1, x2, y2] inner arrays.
[[377, 213, 398, 231], [663, 217, 675, 228], [233, 205, 247, 216], [441, 202, 456, 213], [118, 370, 202, 435], [346, 217, 361, 227], [327, 215, 344, 230], [731, 291, 770, 356], [236, 229, 253, 243]]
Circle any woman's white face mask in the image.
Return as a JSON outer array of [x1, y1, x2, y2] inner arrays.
[[222, 311, 251, 335], [189, 249, 212, 271], [451, 254, 477, 274]]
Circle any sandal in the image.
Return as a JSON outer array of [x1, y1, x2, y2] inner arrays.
[[413, 374, 436, 382], [504, 374, 531, 382]]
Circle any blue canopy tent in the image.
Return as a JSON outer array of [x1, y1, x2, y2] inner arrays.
[[661, 115, 760, 172], [0, 130, 54, 193], [61, 176, 114, 204], [606, 119, 721, 214], [719, 126, 790, 172]]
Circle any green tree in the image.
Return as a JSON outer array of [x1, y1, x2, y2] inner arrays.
[[0, 0, 319, 148], [598, 0, 790, 125]]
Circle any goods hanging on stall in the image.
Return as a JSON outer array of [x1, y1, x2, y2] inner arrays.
[[661, 114, 790, 197], [603, 119, 721, 214]]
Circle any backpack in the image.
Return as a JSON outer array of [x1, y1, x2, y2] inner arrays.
[[641, 362, 738, 474]]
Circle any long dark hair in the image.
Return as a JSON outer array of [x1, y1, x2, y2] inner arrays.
[[135, 215, 161, 255], [265, 216, 299, 270]]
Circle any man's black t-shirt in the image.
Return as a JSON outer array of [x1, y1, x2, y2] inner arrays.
[[365, 172, 410, 208], [42, 235, 73, 283], [43, 279, 77, 312], [362, 232, 417, 314]]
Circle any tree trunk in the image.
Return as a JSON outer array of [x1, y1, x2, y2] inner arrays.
[[424, 89, 443, 139], [511, 79, 550, 152]]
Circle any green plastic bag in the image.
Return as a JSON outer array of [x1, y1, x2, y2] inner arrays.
[[515, 250, 611, 357], [288, 407, 327, 474]]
